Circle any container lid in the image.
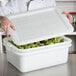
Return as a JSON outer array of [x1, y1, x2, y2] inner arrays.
[[8, 7, 74, 45]]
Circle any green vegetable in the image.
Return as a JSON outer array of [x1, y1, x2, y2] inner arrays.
[[8, 37, 64, 49]]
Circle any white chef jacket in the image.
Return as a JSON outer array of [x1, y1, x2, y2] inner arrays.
[[0, 0, 56, 16], [29, 0, 56, 10]]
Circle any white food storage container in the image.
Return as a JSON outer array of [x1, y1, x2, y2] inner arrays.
[[3, 7, 73, 72]]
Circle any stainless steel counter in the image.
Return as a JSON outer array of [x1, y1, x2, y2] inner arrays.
[[0, 54, 76, 76]]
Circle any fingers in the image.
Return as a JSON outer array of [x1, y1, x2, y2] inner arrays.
[[67, 14, 73, 23], [1, 25, 7, 32], [1, 24, 16, 36], [2, 25, 10, 36], [62, 12, 72, 23], [0, 17, 16, 36], [10, 25, 16, 30], [5, 24, 15, 36], [6, 25, 10, 36]]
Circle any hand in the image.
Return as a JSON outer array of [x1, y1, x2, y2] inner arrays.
[[0, 16, 16, 36], [62, 12, 72, 23]]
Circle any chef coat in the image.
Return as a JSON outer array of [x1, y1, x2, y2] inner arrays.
[[0, 0, 56, 16]]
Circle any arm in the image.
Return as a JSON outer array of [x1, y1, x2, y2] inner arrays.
[[0, 16, 15, 36]]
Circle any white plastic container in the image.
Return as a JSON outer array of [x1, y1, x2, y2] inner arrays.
[[3, 37, 71, 72], [3, 7, 73, 72]]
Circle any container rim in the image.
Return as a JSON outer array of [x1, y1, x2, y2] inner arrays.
[[3, 36, 72, 55]]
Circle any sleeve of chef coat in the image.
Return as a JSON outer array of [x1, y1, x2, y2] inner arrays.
[[0, 0, 28, 16], [0, 0, 19, 16], [28, 0, 56, 11]]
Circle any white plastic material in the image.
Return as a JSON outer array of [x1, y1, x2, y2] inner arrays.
[[3, 36, 71, 72], [4, 7, 73, 72], [8, 7, 73, 45]]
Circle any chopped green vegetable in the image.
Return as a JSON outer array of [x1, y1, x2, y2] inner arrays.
[[8, 37, 64, 49]]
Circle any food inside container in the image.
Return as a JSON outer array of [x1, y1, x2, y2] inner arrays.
[[8, 37, 64, 49]]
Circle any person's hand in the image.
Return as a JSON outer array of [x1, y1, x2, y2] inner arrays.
[[62, 12, 72, 23], [0, 16, 16, 36]]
